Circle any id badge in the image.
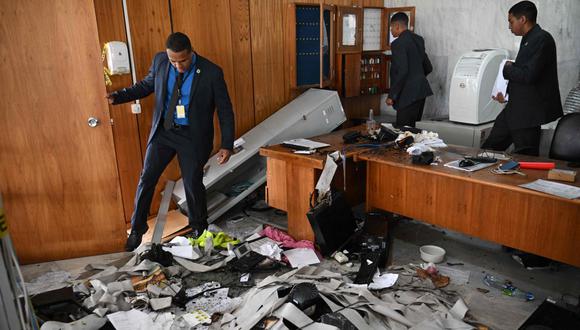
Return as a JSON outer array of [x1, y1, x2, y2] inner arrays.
[[176, 105, 186, 119]]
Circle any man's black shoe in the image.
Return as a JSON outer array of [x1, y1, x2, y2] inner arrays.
[[185, 229, 201, 240], [125, 231, 144, 252]]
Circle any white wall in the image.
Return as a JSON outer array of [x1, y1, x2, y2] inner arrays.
[[381, 0, 580, 119]]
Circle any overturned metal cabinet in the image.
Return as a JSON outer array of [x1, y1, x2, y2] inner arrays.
[[174, 88, 346, 223]]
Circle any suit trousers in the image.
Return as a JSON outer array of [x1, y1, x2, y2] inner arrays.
[[396, 98, 426, 128], [130, 126, 208, 234], [482, 109, 541, 156]]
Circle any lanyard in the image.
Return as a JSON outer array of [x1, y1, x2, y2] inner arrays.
[[176, 67, 193, 102]]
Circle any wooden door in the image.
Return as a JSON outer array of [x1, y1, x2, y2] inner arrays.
[[0, 0, 126, 263]]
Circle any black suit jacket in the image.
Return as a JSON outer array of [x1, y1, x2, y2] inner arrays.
[[112, 52, 235, 161], [389, 30, 433, 110], [503, 24, 563, 129]]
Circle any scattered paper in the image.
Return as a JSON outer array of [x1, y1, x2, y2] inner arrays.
[[437, 266, 470, 286], [186, 282, 221, 298], [107, 310, 154, 330], [283, 248, 320, 268], [282, 138, 330, 150], [150, 297, 172, 311], [245, 233, 262, 241], [368, 273, 399, 290], [247, 236, 281, 259], [25, 270, 73, 295], [181, 310, 212, 327], [40, 314, 107, 330], [107, 279, 134, 293], [449, 298, 469, 319], [169, 236, 190, 246], [162, 245, 200, 260], [520, 179, 580, 200], [315, 155, 338, 195], [148, 312, 175, 330]]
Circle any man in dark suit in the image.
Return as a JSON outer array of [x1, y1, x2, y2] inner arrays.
[[483, 1, 562, 156], [386, 12, 433, 128], [107, 32, 235, 251]]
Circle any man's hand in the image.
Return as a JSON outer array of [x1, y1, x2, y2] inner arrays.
[[106, 93, 115, 105], [216, 149, 232, 165], [492, 92, 507, 104], [386, 98, 394, 106]]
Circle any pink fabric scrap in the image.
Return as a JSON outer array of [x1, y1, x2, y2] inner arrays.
[[260, 226, 316, 250]]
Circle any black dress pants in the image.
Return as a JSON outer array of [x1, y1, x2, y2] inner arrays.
[[396, 98, 426, 128], [482, 110, 541, 156], [130, 126, 208, 234]]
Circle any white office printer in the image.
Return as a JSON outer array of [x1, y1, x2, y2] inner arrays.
[[449, 49, 509, 124]]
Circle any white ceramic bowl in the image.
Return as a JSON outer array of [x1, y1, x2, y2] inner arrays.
[[420, 245, 446, 263]]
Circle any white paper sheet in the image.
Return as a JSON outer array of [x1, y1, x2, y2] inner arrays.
[[169, 236, 190, 246], [520, 179, 580, 199], [150, 297, 172, 311], [283, 248, 320, 268], [491, 59, 510, 101], [315, 155, 338, 195], [25, 270, 73, 295], [444, 160, 495, 172], [162, 245, 200, 260], [368, 273, 399, 290], [40, 314, 107, 330], [282, 138, 330, 150], [107, 310, 154, 330]]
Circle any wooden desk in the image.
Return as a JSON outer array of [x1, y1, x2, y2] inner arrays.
[[358, 147, 580, 267], [259, 126, 367, 241]]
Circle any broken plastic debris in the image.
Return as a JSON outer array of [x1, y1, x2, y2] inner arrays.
[[483, 274, 534, 301], [333, 251, 349, 264]]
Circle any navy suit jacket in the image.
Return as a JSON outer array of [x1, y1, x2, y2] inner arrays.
[[112, 52, 235, 161], [503, 24, 563, 129], [389, 30, 433, 110]]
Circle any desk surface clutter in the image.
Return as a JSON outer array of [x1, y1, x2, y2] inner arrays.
[[261, 126, 580, 267]]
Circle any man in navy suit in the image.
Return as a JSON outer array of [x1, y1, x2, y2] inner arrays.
[[386, 12, 433, 128], [483, 1, 562, 156], [107, 32, 235, 251]]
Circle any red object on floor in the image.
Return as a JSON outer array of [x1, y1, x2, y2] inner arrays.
[[518, 162, 556, 170]]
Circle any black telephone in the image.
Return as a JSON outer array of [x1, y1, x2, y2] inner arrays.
[[342, 131, 362, 144], [377, 126, 398, 142]]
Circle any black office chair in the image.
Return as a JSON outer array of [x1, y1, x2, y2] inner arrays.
[[549, 113, 580, 167]]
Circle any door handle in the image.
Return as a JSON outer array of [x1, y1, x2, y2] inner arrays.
[[88, 117, 100, 128]]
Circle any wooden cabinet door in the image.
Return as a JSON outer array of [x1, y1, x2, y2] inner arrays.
[[337, 6, 363, 53], [0, 0, 126, 263], [343, 53, 362, 97]]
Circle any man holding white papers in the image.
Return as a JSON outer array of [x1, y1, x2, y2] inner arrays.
[[483, 1, 562, 156]]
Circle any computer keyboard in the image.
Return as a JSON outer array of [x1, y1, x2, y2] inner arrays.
[[464, 156, 497, 163]]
